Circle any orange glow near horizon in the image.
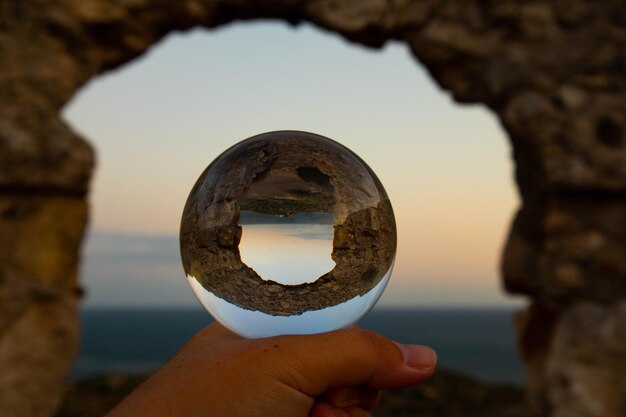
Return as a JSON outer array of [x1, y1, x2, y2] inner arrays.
[[64, 22, 521, 306], [238, 224, 335, 285]]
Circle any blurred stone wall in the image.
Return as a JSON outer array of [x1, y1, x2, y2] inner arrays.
[[0, 1, 624, 417]]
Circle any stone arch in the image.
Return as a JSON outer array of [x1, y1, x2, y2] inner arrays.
[[1, 2, 624, 417]]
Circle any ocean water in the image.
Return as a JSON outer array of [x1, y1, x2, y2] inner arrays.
[[73, 307, 524, 385]]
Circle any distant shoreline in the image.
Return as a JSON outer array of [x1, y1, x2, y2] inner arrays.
[[74, 307, 524, 385], [56, 368, 526, 417]]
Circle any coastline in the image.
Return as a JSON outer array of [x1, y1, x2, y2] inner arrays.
[[56, 368, 526, 417]]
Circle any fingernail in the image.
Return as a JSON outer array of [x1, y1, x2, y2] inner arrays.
[[394, 343, 437, 371]]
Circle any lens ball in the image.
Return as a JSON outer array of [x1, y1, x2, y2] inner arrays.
[[180, 131, 396, 338]]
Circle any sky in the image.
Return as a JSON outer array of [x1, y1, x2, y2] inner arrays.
[[62, 21, 522, 308]]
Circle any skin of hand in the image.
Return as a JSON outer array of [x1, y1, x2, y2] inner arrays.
[[105, 323, 437, 417]]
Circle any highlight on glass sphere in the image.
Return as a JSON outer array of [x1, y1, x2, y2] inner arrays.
[[180, 131, 396, 338]]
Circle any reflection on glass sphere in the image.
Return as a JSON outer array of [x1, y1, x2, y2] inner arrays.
[[180, 131, 396, 338]]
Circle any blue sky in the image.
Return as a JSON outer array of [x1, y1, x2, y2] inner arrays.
[[63, 21, 521, 308]]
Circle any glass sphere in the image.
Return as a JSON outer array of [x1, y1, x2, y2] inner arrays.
[[180, 131, 396, 338]]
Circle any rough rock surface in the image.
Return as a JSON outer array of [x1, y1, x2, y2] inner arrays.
[[0, 1, 625, 417]]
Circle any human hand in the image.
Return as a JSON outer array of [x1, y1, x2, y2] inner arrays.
[[106, 322, 437, 417]]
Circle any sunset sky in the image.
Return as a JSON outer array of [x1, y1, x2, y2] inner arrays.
[[62, 21, 522, 308]]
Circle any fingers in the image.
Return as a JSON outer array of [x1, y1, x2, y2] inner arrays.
[[262, 326, 437, 396], [309, 403, 372, 417], [322, 385, 380, 410], [167, 322, 242, 365]]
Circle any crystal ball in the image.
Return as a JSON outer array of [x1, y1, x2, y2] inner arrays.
[[180, 131, 396, 338]]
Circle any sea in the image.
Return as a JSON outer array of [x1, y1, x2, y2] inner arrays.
[[73, 307, 525, 386]]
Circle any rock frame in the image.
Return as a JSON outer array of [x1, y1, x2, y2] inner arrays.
[[1, 1, 624, 417]]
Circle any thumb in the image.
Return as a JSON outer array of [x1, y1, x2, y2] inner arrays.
[[264, 326, 436, 396]]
